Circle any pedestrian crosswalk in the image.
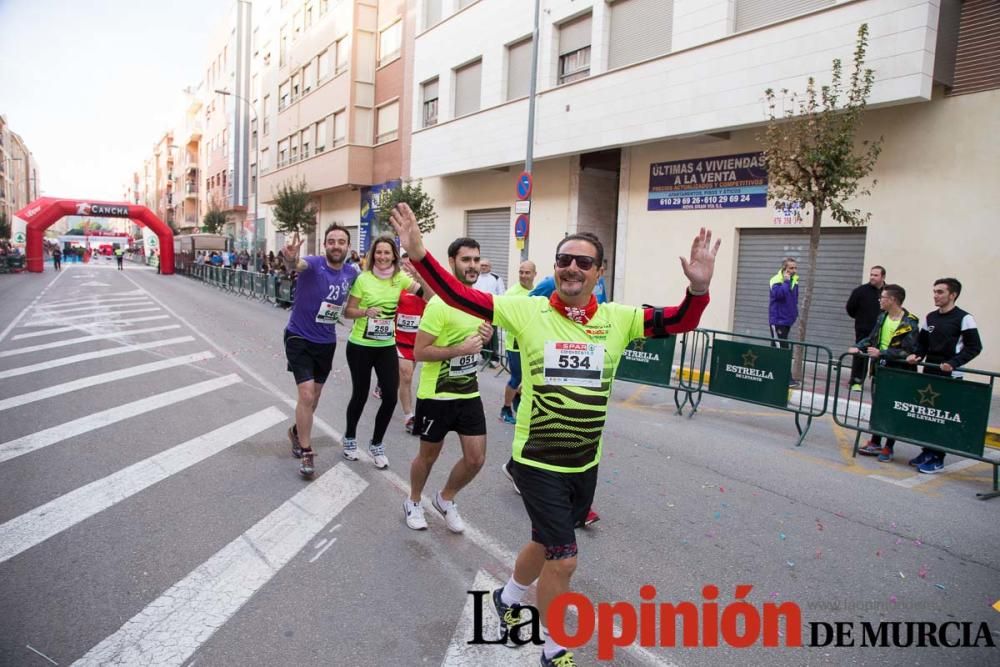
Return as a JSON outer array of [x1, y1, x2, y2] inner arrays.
[[0, 272, 376, 666]]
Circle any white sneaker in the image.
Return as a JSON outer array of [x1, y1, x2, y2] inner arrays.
[[433, 492, 465, 533], [342, 437, 359, 461], [403, 500, 428, 530], [370, 443, 389, 469], [500, 461, 520, 495]]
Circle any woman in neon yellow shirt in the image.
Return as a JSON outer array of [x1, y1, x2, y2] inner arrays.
[[343, 235, 421, 468]]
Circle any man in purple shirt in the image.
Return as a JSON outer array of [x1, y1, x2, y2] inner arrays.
[[282, 223, 360, 478]]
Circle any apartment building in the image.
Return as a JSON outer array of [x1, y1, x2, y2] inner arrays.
[[256, 0, 412, 255], [173, 89, 205, 234], [1, 115, 43, 242], [408, 0, 1000, 369]]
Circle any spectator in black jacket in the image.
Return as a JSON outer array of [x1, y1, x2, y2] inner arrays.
[[845, 265, 886, 389], [905, 277, 983, 474]]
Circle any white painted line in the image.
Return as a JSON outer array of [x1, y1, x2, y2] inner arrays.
[[25, 307, 161, 325], [0, 268, 68, 344], [33, 296, 150, 310], [308, 537, 337, 563], [25, 644, 59, 665], [0, 325, 181, 358], [869, 458, 985, 488], [0, 337, 195, 380], [0, 374, 242, 464], [12, 316, 171, 340], [442, 570, 509, 666], [121, 274, 676, 666], [0, 351, 215, 412], [32, 300, 153, 317], [38, 292, 144, 307], [0, 407, 286, 564], [72, 464, 368, 667]]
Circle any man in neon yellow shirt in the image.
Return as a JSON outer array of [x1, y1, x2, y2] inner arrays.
[[390, 203, 719, 666], [500, 260, 536, 425], [404, 237, 493, 532]]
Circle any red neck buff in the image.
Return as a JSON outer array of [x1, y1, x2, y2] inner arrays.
[[549, 292, 598, 324]]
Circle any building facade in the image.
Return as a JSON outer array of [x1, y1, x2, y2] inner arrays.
[[408, 0, 1000, 370], [1, 115, 43, 242]]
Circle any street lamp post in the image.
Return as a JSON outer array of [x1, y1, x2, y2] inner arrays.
[[216, 88, 259, 260]]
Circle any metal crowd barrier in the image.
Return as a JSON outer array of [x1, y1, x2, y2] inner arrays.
[[614, 331, 709, 413], [832, 353, 1000, 500], [184, 263, 295, 307], [679, 328, 834, 446]]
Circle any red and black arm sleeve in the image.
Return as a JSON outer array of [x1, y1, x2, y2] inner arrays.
[[412, 252, 495, 321], [643, 291, 710, 337]]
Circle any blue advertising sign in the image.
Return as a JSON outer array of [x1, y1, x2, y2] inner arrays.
[[648, 152, 767, 211], [359, 179, 401, 253]]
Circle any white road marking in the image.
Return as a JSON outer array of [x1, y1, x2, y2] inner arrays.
[[0, 407, 285, 564], [24, 307, 162, 326], [308, 537, 337, 563], [79, 281, 111, 287], [71, 464, 368, 667], [0, 351, 215, 412], [32, 300, 153, 317], [869, 458, 984, 488], [0, 337, 195, 380], [37, 292, 145, 307], [12, 316, 171, 340], [0, 374, 242, 464], [0, 268, 67, 343], [122, 274, 676, 667], [441, 570, 509, 666], [25, 644, 59, 665], [0, 325, 181, 358]]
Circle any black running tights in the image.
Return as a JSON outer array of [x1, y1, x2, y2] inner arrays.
[[345, 341, 399, 445]]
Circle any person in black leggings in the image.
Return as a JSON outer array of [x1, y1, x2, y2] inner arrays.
[[343, 235, 422, 468]]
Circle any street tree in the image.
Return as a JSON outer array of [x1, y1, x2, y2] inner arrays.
[[374, 180, 438, 237], [202, 203, 228, 235], [271, 178, 318, 235], [759, 22, 883, 358]]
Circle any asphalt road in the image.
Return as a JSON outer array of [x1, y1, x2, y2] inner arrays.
[[0, 261, 997, 667]]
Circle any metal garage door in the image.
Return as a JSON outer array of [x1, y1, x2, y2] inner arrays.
[[732, 228, 867, 354], [465, 208, 511, 285]]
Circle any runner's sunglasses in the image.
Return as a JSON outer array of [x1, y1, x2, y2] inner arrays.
[[555, 253, 597, 271]]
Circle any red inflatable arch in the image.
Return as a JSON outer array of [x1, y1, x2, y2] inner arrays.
[[15, 197, 174, 275]]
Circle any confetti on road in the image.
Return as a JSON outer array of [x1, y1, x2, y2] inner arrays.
[[935, 584, 946, 590], [779, 533, 786, 541], [889, 595, 898, 604]]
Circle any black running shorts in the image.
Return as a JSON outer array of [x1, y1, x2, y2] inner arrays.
[[284, 330, 336, 385], [414, 397, 487, 443], [511, 461, 598, 560]]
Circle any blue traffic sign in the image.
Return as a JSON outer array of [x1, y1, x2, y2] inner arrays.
[[514, 214, 529, 239], [516, 171, 533, 200]]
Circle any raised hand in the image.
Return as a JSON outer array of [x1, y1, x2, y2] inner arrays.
[[388, 203, 426, 261], [680, 228, 721, 294], [283, 231, 305, 262]]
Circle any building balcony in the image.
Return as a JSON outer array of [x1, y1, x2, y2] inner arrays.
[[259, 143, 372, 204], [184, 182, 198, 198], [410, 0, 941, 178]]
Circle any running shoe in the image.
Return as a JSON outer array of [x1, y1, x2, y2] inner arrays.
[[342, 437, 360, 461], [370, 442, 389, 469], [500, 406, 517, 424], [850, 383, 863, 392], [501, 460, 521, 495], [918, 459, 945, 474], [540, 650, 576, 666], [492, 588, 523, 645], [858, 440, 882, 456], [908, 450, 933, 467], [877, 447, 894, 463], [575, 509, 600, 529], [288, 425, 302, 458], [299, 448, 315, 479], [432, 492, 465, 533], [403, 500, 428, 530]]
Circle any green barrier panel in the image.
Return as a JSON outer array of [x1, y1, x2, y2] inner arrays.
[[615, 336, 678, 387], [870, 368, 990, 458], [277, 279, 294, 303], [709, 339, 792, 408], [266, 275, 277, 302], [832, 353, 999, 499]]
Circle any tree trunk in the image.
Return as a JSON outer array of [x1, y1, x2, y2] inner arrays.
[[793, 207, 824, 379]]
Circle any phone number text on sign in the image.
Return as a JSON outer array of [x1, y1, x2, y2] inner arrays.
[[648, 152, 768, 211]]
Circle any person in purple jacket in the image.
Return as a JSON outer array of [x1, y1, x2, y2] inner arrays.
[[281, 223, 360, 478], [769, 257, 800, 387]]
